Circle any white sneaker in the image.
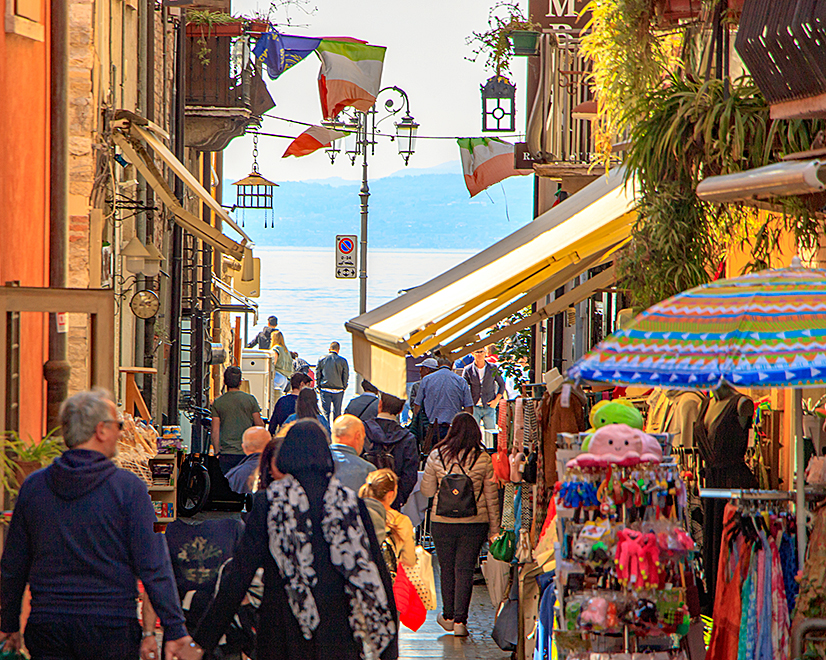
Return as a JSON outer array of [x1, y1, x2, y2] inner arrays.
[[453, 622, 468, 637], [437, 614, 454, 631]]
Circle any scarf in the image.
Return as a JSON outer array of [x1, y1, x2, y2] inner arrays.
[[266, 474, 395, 659]]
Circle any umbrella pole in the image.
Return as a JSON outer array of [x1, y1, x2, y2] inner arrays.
[[794, 388, 807, 569]]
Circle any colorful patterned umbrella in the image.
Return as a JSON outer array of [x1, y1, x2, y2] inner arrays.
[[568, 258, 826, 389]]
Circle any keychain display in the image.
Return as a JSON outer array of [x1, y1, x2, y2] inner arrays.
[[554, 422, 695, 656]]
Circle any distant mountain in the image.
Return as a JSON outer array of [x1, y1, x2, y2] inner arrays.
[[224, 170, 533, 250]]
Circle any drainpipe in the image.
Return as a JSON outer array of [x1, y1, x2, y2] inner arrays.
[[166, 18, 185, 420], [44, 0, 70, 433]]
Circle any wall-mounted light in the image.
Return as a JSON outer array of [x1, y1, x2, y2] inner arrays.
[[121, 236, 152, 275], [143, 242, 165, 277]]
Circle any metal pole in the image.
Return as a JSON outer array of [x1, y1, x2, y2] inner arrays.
[[794, 388, 807, 569], [44, 0, 70, 433], [358, 112, 370, 316]]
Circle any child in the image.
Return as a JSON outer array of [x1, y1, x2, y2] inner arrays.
[[360, 468, 416, 569]]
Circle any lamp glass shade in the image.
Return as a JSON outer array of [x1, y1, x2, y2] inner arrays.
[[121, 236, 152, 275], [395, 115, 419, 165]]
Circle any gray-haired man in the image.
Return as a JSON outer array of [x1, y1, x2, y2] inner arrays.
[[0, 389, 192, 660]]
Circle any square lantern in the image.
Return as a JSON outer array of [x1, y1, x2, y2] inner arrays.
[[232, 172, 279, 210], [481, 75, 516, 132]]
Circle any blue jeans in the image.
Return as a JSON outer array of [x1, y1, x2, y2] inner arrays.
[[473, 404, 497, 430], [320, 389, 344, 424], [401, 381, 416, 423]]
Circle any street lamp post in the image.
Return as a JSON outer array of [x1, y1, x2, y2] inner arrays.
[[325, 86, 418, 315]]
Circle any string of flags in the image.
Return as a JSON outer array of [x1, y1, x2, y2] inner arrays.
[[253, 30, 530, 196]]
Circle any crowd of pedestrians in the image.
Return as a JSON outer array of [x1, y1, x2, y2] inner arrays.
[[0, 323, 511, 658]]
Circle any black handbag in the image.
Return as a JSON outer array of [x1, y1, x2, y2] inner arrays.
[[522, 448, 538, 484], [491, 565, 519, 651]]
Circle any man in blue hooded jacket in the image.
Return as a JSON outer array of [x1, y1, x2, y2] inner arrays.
[[0, 389, 192, 660]]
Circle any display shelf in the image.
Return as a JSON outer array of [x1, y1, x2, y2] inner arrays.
[[149, 454, 178, 522], [148, 485, 175, 492]]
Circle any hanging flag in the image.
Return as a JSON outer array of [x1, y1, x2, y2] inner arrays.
[[316, 40, 386, 119], [253, 31, 322, 80], [458, 138, 531, 197], [283, 125, 348, 158]]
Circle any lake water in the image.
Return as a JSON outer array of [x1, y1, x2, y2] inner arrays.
[[252, 246, 474, 403]]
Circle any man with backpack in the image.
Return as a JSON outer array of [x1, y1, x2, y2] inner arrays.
[[363, 393, 419, 509], [343, 379, 380, 421]]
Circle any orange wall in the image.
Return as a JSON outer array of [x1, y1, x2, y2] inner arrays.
[[0, 8, 51, 439]]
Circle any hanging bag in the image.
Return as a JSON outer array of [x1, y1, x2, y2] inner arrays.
[[491, 565, 520, 651], [489, 529, 516, 562], [435, 451, 482, 518], [405, 546, 437, 610]]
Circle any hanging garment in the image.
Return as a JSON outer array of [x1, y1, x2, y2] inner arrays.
[[707, 504, 747, 660], [778, 532, 798, 615], [538, 388, 586, 488], [695, 394, 758, 606], [523, 399, 538, 446], [769, 536, 790, 660], [737, 549, 757, 660], [757, 534, 772, 660]]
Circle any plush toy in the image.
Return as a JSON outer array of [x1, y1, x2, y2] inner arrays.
[[579, 596, 609, 629], [639, 533, 661, 589], [639, 432, 663, 463], [605, 602, 620, 630], [588, 399, 644, 432], [570, 424, 663, 468], [614, 528, 645, 587], [633, 599, 658, 627]]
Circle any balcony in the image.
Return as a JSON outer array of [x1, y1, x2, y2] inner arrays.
[[185, 24, 274, 152]]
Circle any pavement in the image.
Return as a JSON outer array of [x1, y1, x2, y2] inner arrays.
[[398, 556, 511, 660]]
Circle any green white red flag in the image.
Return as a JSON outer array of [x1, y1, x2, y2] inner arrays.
[[317, 40, 386, 119], [283, 125, 348, 158], [458, 138, 530, 197]]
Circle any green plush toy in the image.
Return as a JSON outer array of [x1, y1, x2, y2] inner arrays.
[[582, 400, 644, 451]]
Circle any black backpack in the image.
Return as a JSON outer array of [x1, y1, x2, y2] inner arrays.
[[435, 451, 482, 518], [364, 444, 396, 471]]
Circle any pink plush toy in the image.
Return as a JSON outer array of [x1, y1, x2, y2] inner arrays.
[[569, 424, 660, 468], [639, 533, 661, 589], [614, 528, 645, 587], [580, 596, 609, 629], [639, 433, 663, 464]]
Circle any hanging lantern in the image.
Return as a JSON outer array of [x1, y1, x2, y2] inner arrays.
[[481, 75, 516, 132], [394, 113, 419, 166], [232, 133, 279, 228]]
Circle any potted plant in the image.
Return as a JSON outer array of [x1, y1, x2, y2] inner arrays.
[[186, 9, 242, 65], [467, 1, 543, 74], [1, 429, 64, 498]]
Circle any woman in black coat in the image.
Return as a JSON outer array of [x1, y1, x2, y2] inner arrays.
[[184, 420, 398, 660]]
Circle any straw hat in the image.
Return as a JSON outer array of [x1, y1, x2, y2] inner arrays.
[[544, 368, 564, 394]]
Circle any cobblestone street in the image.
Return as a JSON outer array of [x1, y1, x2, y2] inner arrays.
[[398, 556, 510, 660]]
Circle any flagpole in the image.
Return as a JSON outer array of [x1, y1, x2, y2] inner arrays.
[[359, 110, 369, 316]]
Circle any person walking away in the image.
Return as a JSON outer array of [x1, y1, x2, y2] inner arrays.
[[402, 354, 431, 423], [226, 426, 271, 493], [462, 346, 506, 434], [359, 469, 416, 577], [330, 414, 374, 493], [0, 389, 193, 659], [284, 388, 331, 433], [409, 358, 437, 448], [183, 420, 399, 660], [270, 330, 294, 402], [248, 316, 279, 349], [316, 341, 349, 424], [268, 373, 312, 435], [420, 412, 499, 637], [291, 352, 314, 385], [413, 357, 472, 442], [344, 379, 380, 421], [363, 393, 419, 509], [211, 366, 265, 474]]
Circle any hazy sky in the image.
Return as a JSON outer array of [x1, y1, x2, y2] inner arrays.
[[225, 0, 530, 182]]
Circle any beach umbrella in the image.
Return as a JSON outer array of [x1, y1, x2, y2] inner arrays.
[[568, 257, 826, 389]]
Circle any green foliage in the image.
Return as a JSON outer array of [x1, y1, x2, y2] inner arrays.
[[493, 308, 533, 387], [187, 10, 239, 66], [0, 428, 64, 497], [580, 0, 675, 162], [466, 1, 542, 75], [618, 73, 826, 307]]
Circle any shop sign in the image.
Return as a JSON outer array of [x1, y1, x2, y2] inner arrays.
[[529, 0, 591, 35]]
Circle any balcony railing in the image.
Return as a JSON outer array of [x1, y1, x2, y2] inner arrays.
[[186, 34, 251, 109]]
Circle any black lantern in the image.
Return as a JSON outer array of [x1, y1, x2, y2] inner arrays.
[[481, 75, 516, 132], [232, 133, 279, 227]]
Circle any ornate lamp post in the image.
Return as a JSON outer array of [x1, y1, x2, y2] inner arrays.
[[323, 86, 417, 315]]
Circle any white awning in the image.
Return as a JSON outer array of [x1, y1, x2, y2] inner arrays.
[[113, 122, 252, 263], [345, 167, 637, 396]]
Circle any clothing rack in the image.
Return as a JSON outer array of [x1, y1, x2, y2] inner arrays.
[[699, 488, 793, 501]]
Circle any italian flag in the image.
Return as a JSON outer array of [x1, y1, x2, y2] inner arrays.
[[458, 138, 531, 197], [283, 125, 348, 158], [317, 39, 386, 119]]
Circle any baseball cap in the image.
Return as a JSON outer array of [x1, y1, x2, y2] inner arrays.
[[420, 358, 439, 369]]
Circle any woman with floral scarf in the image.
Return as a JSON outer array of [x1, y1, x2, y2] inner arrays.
[[183, 420, 398, 660]]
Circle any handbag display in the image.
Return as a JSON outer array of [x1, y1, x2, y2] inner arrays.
[[405, 546, 437, 610], [489, 529, 516, 563], [491, 565, 519, 651]]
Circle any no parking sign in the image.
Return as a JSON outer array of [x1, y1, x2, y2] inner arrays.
[[335, 235, 357, 279]]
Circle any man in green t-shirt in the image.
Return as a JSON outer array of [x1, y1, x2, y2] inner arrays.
[[210, 366, 265, 474]]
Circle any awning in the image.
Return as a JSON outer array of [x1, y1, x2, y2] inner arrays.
[[113, 122, 253, 263], [696, 159, 826, 203], [345, 167, 636, 396]]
